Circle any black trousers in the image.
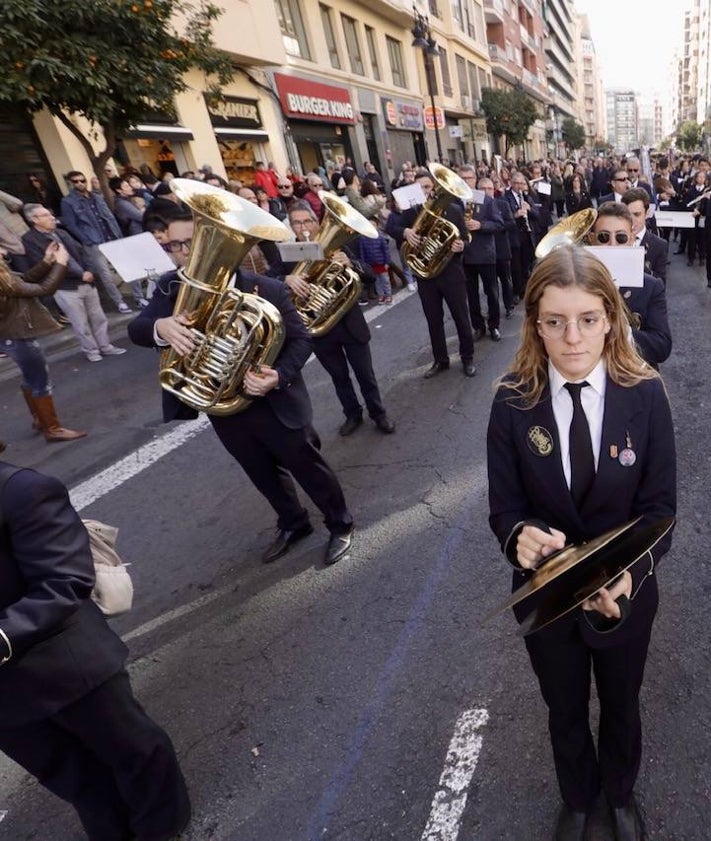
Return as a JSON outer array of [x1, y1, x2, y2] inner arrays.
[[313, 337, 385, 421], [463, 262, 500, 331], [511, 237, 535, 298], [0, 670, 190, 841], [524, 615, 654, 812], [417, 273, 474, 364], [210, 401, 352, 535], [495, 259, 515, 311]]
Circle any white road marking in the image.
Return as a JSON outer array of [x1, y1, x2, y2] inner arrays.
[[421, 707, 489, 841], [0, 810, 7, 822], [69, 417, 209, 512], [121, 587, 229, 643]]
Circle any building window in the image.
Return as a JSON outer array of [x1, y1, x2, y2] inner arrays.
[[428, 0, 440, 16], [451, 0, 464, 28], [386, 36, 407, 88], [456, 54, 468, 99], [341, 15, 365, 76], [365, 26, 381, 81], [320, 5, 341, 69], [274, 0, 311, 60], [467, 61, 481, 105], [440, 47, 453, 96]]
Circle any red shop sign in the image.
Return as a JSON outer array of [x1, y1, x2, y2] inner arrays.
[[274, 73, 356, 125]]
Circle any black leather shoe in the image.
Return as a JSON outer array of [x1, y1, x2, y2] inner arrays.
[[424, 361, 449, 379], [609, 797, 644, 841], [462, 359, 477, 377], [374, 414, 396, 433], [554, 803, 588, 841], [339, 416, 363, 436], [490, 327, 502, 341], [262, 524, 313, 563], [472, 328, 484, 342], [505, 308, 514, 318], [324, 528, 353, 565]]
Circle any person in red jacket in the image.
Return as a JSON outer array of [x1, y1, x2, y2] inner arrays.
[[253, 161, 279, 199]]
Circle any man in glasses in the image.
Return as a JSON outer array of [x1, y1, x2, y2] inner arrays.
[[268, 179, 297, 222], [597, 169, 631, 205], [128, 213, 356, 567], [60, 171, 132, 313], [590, 202, 671, 367]]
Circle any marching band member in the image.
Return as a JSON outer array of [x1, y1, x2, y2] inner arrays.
[[487, 245, 676, 841]]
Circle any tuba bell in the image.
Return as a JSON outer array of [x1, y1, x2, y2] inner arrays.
[[290, 191, 378, 337], [401, 163, 473, 279], [158, 179, 292, 416]]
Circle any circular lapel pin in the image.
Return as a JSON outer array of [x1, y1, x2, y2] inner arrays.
[[618, 448, 636, 467], [527, 425, 554, 456]]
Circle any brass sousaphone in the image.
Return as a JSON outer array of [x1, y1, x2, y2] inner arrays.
[[159, 179, 292, 416]]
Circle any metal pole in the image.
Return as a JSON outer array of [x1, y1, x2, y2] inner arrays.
[[425, 52, 443, 163]]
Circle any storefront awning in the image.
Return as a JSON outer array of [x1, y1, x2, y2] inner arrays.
[[213, 127, 270, 141], [124, 124, 194, 141]]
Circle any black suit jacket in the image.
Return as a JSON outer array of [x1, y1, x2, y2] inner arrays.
[[21, 227, 87, 289], [640, 231, 668, 283], [127, 269, 314, 429], [502, 188, 540, 248], [388, 203, 468, 281], [0, 464, 127, 727], [487, 376, 676, 648], [493, 196, 515, 261], [461, 194, 503, 266], [620, 272, 672, 367]]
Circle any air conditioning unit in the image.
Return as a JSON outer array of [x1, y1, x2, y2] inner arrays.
[[461, 95, 471, 109]]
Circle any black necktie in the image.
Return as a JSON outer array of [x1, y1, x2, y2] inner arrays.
[[564, 382, 595, 507]]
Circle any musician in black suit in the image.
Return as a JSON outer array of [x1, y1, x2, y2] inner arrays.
[[127, 215, 354, 566], [597, 167, 631, 206], [621, 188, 668, 285], [503, 172, 541, 299], [0, 456, 190, 841], [487, 180, 516, 317], [591, 203, 672, 368], [458, 167, 505, 341], [388, 168, 476, 378], [487, 246, 676, 841], [269, 201, 395, 438]]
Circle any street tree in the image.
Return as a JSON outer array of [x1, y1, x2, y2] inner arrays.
[[0, 0, 234, 195], [677, 120, 703, 152], [481, 87, 539, 157], [561, 117, 586, 153]]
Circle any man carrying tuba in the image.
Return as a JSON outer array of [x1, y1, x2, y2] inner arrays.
[[128, 212, 356, 566], [268, 200, 396, 438], [387, 168, 477, 379]]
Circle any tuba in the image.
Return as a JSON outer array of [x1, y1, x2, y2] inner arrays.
[[290, 191, 378, 337], [159, 179, 292, 416], [401, 163, 473, 279]]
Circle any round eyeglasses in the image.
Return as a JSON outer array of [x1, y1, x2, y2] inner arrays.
[[537, 313, 608, 340]]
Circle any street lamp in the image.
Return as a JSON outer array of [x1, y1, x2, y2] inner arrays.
[[411, 6, 443, 163]]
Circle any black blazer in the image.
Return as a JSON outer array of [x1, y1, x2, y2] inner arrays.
[[493, 196, 515, 261], [620, 272, 672, 367], [21, 227, 87, 289], [388, 203, 468, 281], [461, 194, 503, 266], [127, 269, 315, 429], [0, 464, 127, 727], [502, 188, 541, 248], [640, 231, 668, 284], [487, 376, 676, 648]]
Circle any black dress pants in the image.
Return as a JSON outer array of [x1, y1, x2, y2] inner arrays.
[[495, 259, 515, 311], [210, 401, 353, 535], [464, 263, 500, 331], [524, 614, 654, 812], [313, 337, 385, 421], [417, 273, 474, 364], [0, 670, 190, 841]]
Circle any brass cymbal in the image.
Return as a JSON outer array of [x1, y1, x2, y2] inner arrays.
[[518, 516, 675, 636], [485, 517, 642, 624]]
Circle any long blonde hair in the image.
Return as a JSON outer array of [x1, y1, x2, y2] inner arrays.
[[497, 246, 658, 406], [0, 261, 15, 296]]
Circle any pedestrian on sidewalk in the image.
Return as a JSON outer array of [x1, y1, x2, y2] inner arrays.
[[22, 204, 127, 363], [0, 242, 86, 442]]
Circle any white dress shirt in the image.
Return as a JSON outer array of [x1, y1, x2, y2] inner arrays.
[[549, 359, 607, 490]]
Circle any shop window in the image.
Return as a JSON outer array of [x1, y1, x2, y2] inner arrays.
[[386, 36, 407, 89], [341, 14, 365, 76], [320, 5, 341, 69], [275, 0, 312, 60], [365, 26, 381, 81]]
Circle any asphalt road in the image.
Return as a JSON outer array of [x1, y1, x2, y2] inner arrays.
[[0, 252, 709, 841]]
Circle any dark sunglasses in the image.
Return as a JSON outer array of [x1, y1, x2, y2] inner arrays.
[[627, 168, 639, 173], [612, 176, 630, 182], [594, 230, 630, 244], [277, 184, 292, 189], [71, 177, 87, 184]]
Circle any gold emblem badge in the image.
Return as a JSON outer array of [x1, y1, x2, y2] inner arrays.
[[527, 426, 554, 456]]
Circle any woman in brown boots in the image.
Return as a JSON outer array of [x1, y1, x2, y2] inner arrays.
[[0, 242, 86, 442]]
